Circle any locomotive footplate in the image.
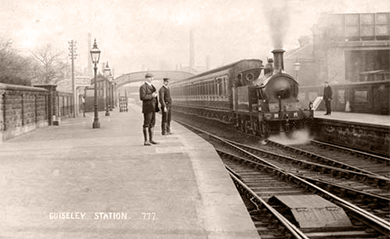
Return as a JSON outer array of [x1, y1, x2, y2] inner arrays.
[[268, 195, 352, 229]]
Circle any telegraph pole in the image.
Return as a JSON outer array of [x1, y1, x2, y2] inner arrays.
[[68, 40, 78, 118]]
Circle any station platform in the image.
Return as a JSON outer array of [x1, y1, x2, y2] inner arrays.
[[314, 110, 390, 127], [0, 103, 260, 239]]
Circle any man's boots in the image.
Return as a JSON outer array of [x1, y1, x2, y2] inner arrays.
[[166, 122, 172, 135], [143, 127, 151, 146], [161, 122, 166, 135], [161, 123, 168, 135], [149, 127, 158, 144]]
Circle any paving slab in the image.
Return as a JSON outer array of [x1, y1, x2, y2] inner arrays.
[[315, 110, 390, 127], [0, 103, 260, 239]]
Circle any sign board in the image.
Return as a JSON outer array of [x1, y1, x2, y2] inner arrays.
[[313, 96, 323, 110], [76, 76, 91, 87]]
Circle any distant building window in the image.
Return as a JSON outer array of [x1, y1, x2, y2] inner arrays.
[[354, 90, 368, 104]]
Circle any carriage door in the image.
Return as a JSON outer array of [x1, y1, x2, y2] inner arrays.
[[232, 73, 242, 111]]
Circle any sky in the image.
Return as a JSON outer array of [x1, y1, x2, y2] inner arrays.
[[1, 0, 390, 77]]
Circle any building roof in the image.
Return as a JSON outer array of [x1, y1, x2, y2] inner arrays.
[[285, 44, 314, 60]]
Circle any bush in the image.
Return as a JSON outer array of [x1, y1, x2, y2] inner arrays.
[[0, 39, 33, 86]]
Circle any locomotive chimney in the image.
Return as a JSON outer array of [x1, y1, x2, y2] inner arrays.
[[272, 49, 285, 73]]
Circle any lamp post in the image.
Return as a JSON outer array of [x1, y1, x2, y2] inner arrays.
[[91, 39, 101, 128], [110, 81, 114, 111], [293, 61, 301, 82], [104, 62, 111, 116]]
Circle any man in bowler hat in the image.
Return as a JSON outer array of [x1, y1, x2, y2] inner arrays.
[[139, 73, 159, 146], [159, 78, 172, 135], [323, 81, 333, 115]]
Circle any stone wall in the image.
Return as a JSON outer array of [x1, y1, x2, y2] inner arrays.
[[0, 84, 48, 141], [0, 83, 75, 141], [313, 118, 390, 157]]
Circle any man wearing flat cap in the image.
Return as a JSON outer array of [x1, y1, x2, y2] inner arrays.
[[159, 78, 172, 135], [139, 73, 159, 146]]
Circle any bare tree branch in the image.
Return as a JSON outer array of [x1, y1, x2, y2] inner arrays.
[[31, 43, 69, 84]]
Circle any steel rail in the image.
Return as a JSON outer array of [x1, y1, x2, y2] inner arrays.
[[311, 139, 390, 164], [266, 139, 386, 177], [301, 175, 390, 203], [223, 148, 390, 205], [177, 119, 389, 189], [176, 120, 390, 233], [220, 149, 390, 236], [226, 139, 390, 188], [229, 139, 390, 183], [227, 167, 309, 239]]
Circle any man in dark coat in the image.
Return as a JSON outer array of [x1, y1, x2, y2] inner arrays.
[[139, 73, 159, 146], [323, 81, 333, 115], [159, 78, 172, 135]]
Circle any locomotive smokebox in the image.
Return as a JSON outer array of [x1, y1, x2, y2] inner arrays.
[[272, 49, 285, 73]]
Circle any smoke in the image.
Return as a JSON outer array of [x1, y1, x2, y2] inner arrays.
[[262, 0, 291, 49], [268, 128, 312, 145]]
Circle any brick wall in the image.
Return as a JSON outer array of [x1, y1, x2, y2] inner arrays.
[[0, 83, 75, 141], [0, 83, 49, 141]]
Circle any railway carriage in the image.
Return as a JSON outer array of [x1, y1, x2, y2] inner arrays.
[[171, 49, 313, 137]]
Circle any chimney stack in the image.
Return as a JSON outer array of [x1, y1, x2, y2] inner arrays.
[[272, 49, 285, 73]]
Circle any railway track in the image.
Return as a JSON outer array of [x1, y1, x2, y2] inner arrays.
[[226, 159, 387, 238], [269, 139, 390, 178], [225, 140, 390, 197], [175, 120, 390, 238], [174, 111, 390, 180]]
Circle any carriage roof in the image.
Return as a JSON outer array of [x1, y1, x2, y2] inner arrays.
[[172, 59, 263, 86]]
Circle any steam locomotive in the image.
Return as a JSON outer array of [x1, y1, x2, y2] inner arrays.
[[171, 49, 313, 137]]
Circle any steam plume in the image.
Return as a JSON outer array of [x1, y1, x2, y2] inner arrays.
[[262, 0, 291, 49]]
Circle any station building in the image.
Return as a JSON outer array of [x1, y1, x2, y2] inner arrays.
[[285, 12, 390, 114]]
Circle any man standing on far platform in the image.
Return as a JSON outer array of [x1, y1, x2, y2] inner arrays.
[[159, 78, 173, 135], [139, 73, 159, 146], [323, 81, 333, 115]]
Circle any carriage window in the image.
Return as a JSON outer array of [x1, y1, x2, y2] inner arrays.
[[217, 78, 221, 95], [222, 78, 226, 95], [224, 77, 228, 95], [237, 73, 242, 86]]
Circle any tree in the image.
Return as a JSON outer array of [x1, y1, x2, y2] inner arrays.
[[31, 44, 69, 85], [0, 39, 34, 86]]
